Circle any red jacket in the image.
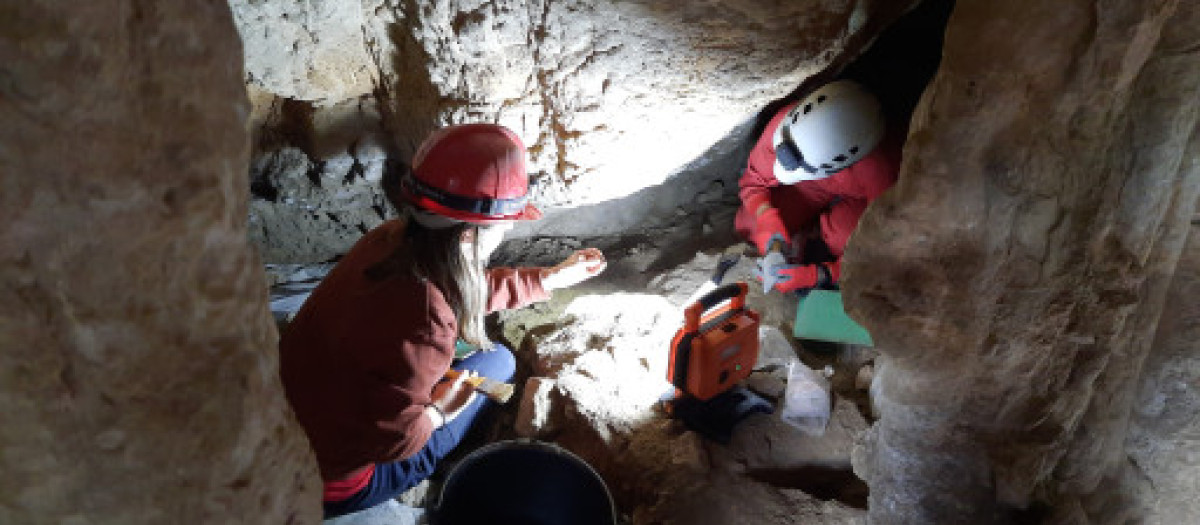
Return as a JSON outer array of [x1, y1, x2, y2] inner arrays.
[[279, 219, 548, 481], [736, 101, 903, 284]]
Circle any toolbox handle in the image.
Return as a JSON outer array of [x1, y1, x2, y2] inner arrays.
[[684, 282, 747, 331]]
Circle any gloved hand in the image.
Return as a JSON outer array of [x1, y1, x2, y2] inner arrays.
[[542, 248, 607, 290], [751, 206, 790, 255], [756, 254, 823, 294]]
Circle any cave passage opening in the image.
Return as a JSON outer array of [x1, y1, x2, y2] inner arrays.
[[466, 0, 959, 518], [263, 0, 958, 521]]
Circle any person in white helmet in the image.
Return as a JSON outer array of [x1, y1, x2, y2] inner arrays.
[[735, 79, 903, 293]]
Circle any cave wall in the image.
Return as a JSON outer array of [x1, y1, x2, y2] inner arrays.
[[0, 2, 320, 523], [844, 0, 1200, 523], [231, 0, 922, 263], [1126, 207, 1200, 524]]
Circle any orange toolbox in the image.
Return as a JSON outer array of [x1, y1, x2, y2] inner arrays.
[[667, 282, 761, 401]]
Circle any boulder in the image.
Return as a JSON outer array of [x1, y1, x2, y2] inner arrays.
[[501, 253, 872, 522], [230, 0, 377, 104]]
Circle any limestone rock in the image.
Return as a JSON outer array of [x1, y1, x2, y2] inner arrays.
[[230, 0, 376, 103], [501, 257, 874, 522], [647, 248, 799, 327], [518, 293, 680, 447], [745, 371, 787, 400], [323, 499, 425, 525], [515, 376, 560, 438], [366, 0, 917, 207], [239, 0, 922, 263], [854, 364, 874, 392], [637, 471, 866, 525], [247, 148, 393, 264], [0, 1, 320, 523], [713, 397, 869, 474], [843, 1, 1200, 522], [1125, 222, 1200, 524]]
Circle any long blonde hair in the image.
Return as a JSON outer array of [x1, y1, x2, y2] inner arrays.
[[365, 210, 490, 349]]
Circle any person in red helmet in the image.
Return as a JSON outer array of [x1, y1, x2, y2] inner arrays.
[[736, 79, 903, 294], [280, 123, 606, 519]]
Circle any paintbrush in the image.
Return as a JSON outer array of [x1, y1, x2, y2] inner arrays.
[[444, 368, 515, 404]]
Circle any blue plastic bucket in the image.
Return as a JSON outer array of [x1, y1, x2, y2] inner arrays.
[[432, 440, 616, 525]]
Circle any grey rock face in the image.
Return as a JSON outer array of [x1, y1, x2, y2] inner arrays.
[[844, 1, 1200, 523], [0, 1, 320, 523], [247, 148, 393, 263], [1127, 221, 1200, 524]]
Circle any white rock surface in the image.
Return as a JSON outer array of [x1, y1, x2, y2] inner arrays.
[[324, 499, 425, 525], [230, 0, 377, 103], [233, 0, 922, 262], [495, 250, 871, 523], [515, 376, 560, 438]]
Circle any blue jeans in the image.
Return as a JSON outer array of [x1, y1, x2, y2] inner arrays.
[[323, 344, 516, 519]]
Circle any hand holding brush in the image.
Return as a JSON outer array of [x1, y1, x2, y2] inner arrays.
[[444, 368, 515, 404]]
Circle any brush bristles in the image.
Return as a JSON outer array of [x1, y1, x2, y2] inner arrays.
[[484, 382, 515, 404], [465, 376, 515, 404]]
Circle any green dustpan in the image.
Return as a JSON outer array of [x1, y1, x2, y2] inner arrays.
[[454, 340, 479, 359], [793, 290, 873, 346]]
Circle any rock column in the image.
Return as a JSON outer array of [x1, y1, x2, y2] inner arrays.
[[0, 2, 321, 523], [845, 1, 1200, 523]]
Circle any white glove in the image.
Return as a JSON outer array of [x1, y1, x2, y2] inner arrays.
[[755, 250, 790, 293], [542, 248, 607, 290]]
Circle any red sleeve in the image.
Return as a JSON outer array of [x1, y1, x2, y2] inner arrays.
[[738, 103, 795, 214], [485, 267, 550, 313], [798, 260, 842, 288], [374, 285, 457, 462], [739, 103, 798, 252]]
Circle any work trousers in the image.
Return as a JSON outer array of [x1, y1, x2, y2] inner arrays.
[[323, 344, 517, 519]]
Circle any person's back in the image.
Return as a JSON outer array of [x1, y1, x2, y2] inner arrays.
[[281, 219, 455, 481], [277, 123, 607, 519]]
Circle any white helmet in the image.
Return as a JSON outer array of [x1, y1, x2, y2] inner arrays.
[[772, 80, 885, 184]]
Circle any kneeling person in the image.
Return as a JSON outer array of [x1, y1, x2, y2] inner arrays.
[[735, 80, 902, 293], [280, 124, 606, 518]]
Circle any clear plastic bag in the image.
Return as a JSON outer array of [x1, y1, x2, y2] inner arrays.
[[757, 325, 798, 369], [780, 361, 832, 436]]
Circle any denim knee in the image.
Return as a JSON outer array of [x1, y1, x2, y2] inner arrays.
[[487, 343, 516, 383]]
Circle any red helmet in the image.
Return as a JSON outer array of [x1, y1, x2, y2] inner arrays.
[[403, 123, 543, 225]]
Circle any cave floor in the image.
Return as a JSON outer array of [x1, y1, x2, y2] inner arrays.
[[278, 242, 877, 525]]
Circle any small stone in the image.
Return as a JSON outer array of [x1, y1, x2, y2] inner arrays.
[[745, 372, 787, 399], [515, 377, 558, 438], [397, 479, 431, 507], [670, 431, 708, 471], [855, 364, 874, 391]]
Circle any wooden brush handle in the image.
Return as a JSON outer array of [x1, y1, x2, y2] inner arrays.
[[444, 368, 487, 388], [443, 368, 514, 403]]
